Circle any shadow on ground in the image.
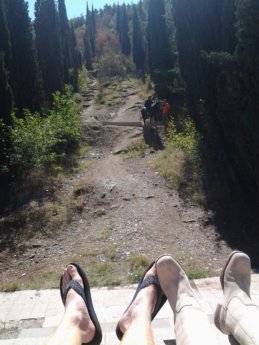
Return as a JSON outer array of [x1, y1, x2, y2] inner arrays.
[[143, 125, 164, 150]]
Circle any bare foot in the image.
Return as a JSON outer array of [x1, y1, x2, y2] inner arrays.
[[117, 263, 157, 334], [61, 264, 95, 343]]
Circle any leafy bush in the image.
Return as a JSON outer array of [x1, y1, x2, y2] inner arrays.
[[78, 66, 88, 93], [96, 53, 134, 82], [9, 86, 82, 174], [167, 117, 200, 156], [153, 117, 204, 204]]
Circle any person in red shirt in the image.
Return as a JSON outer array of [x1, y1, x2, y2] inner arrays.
[[162, 99, 170, 130]]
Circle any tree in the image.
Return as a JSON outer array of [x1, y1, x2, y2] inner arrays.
[[34, 0, 64, 102], [70, 23, 82, 91], [58, 0, 71, 84], [0, 52, 13, 125], [4, 0, 44, 111], [0, 0, 11, 67], [83, 3, 97, 70], [86, 4, 96, 57], [147, 0, 173, 96], [116, 4, 131, 56], [84, 24, 92, 70], [132, 4, 145, 71]]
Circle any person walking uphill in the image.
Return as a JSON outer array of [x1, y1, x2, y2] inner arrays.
[[144, 96, 153, 112], [162, 99, 170, 130]]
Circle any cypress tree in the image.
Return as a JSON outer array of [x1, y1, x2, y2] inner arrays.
[[91, 4, 96, 35], [147, 0, 173, 96], [70, 22, 82, 91], [4, 0, 44, 112], [0, 52, 13, 125], [58, 0, 71, 84], [0, 0, 11, 66], [86, 4, 96, 57], [117, 4, 131, 56], [221, 0, 236, 53], [132, 4, 145, 71], [84, 5, 92, 70], [34, 0, 64, 102]]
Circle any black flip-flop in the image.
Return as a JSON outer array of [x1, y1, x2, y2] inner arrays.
[[116, 261, 167, 340], [60, 263, 102, 345]]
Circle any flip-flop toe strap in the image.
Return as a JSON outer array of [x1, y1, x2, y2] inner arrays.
[[62, 280, 87, 305], [138, 275, 159, 292]]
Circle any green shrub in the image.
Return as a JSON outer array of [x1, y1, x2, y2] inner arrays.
[[78, 67, 88, 93], [9, 86, 82, 174], [154, 117, 204, 204], [167, 117, 200, 156]]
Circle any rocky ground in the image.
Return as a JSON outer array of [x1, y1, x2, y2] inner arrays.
[[0, 77, 232, 291]]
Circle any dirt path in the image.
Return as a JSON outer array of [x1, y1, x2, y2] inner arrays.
[[0, 79, 232, 290]]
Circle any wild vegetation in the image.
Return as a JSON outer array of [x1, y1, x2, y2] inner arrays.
[[153, 117, 204, 204]]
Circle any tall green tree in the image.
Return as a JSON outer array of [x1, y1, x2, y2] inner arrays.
[[86, 4, 96, 57], [70, 23, 82, 91], [58, 0, 71, 85], [147, 0, 173, 96], [84, 23, 92, 70], [0, 0, 11, 67], [0, 52, 13, 125], [4, 0, 44, 112], [34, 0, 64, 102], [116, 4, 131, 56], [132, 4, 145, 71]]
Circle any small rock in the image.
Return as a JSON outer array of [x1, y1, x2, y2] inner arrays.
[[145, 195, 154, 199], [32, 243, 42, 248], [111, 204, 119, 209], [122, 197, 131, 201], [183, 219, 196, 223]]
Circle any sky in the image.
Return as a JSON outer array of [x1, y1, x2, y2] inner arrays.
[[27, 0, 139, 19]]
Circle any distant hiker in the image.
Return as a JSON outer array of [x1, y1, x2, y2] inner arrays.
[[162, 99, 170, 130], [144, 96, 153, 111]]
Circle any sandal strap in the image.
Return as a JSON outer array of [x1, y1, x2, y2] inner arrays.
[[138, 275, 159, 292], [62, 280, 87, 305]]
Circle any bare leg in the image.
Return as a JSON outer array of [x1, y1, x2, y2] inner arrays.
[[45, 265, 95, 345], [117, 264, 157, 345]]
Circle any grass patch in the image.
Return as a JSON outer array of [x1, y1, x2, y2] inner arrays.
[[186, 267, 208, 279], [0, 266, 61, 291], [94, 224, 113, 241], [128, 255, 150, 283], [105, 245, 117, 260], [125, 77, 151, 100], [124, 140, 149, 159], [94, 78, 125, 107], [78, 66, 89, 93], [0, 200, 67, 239], [0, 281, 20, 292], [88, 261, 122, 287]]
